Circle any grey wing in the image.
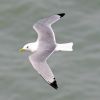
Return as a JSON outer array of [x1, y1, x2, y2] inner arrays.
[[34, 13, 65, 26], [29, 53, 58, 89], [29, 55, 54, 83], [33, 13, 65, 50], [33, 24, 56, 50]]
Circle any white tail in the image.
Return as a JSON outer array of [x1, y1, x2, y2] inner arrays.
[[55, 42, 73, 51]]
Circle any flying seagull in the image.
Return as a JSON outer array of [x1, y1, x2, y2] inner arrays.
[[19, 13, 73, 89]]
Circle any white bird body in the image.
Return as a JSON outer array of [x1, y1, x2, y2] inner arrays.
[[20, 13, 73, 89], [23, 42, 73, 52]]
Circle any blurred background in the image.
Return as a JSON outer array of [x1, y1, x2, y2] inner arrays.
[[0, 0, 100, 100]]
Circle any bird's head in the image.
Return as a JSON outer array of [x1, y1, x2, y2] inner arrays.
[[19, 42, 37, 53]]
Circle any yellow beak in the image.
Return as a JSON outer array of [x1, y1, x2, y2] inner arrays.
[[19, 48, 25, 52]]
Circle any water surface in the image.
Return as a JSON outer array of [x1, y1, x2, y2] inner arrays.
[[0, 0, 100, 100]]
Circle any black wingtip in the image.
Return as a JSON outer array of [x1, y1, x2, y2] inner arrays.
[[57, 13, 65, 18], [50, 80, 58, 90]]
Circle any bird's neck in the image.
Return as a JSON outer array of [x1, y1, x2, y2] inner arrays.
[[29, 42, 38, 52]]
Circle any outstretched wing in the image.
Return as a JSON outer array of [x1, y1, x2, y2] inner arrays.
[[29, 52, 58, 89], [29, 13, 65, 89], [33, 13, 65, 50]]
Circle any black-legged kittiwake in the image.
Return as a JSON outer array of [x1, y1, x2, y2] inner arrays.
[[19, 13, 73, 89]]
